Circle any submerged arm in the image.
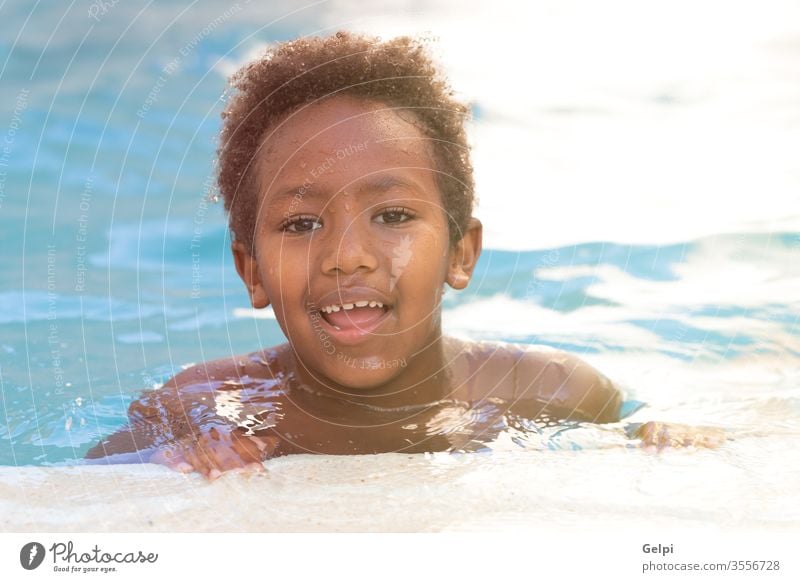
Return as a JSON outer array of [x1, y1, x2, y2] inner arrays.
[[85, 364, 277, 478], [84, 382, 189, 460]]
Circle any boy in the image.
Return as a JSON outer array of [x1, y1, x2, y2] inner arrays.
[[86, 32, 725, 479]]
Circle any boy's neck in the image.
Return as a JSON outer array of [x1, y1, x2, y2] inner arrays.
[[282, 335, 461, 409]]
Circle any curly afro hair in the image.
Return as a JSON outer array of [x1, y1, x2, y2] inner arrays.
[[217, 31, 475, 253]]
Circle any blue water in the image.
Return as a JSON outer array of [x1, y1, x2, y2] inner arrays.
[[1, 2, 798, 467]]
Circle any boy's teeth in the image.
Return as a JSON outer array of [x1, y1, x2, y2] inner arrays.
[[320, 301, 385, 314]]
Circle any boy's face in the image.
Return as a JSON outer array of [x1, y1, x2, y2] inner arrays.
[[233, 96, 480, 390]]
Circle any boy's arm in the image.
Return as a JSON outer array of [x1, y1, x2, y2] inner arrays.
[[515, 348, 727, 449], [85, 363, 276, 478], [84, 373, 200, 460]]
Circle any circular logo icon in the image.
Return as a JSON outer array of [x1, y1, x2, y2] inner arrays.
[[20, 542, 45, 570]]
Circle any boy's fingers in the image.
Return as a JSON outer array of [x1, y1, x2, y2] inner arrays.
[[176, 462, 194, 473], [151, 446, 192, 472], [206, 431, 263, 471], [635, 422, 727, 450], [188, 439, 228, 473], [183, 442, 218, 477], [234, 438, 265, 463], [696, 429, 726, 448], [164, 455, 194, 473], [224, 462, 266, 477], [209, 438, 251, 470], [633, 421, 660, 441], [150, 430, 273, 481], [224, 432, 269, 464]]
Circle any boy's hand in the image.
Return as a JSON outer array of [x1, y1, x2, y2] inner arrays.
[[149, 426, 276, 481], [631, 421, 727, 450]]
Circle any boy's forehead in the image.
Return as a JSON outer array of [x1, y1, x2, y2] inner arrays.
[[265, 96, 426, 149], [257, 98, 437, 200]]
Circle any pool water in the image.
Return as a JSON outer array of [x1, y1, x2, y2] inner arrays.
[[0, 1, 798, 522], [2, 232, 797, 467]]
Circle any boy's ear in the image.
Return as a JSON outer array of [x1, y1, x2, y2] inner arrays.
[[232, 240, 270, 308], [446, 217, 482, 290]]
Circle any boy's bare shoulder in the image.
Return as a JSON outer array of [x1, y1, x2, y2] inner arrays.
[[513, 342, 622, 422], [165, 343, 291, 388], [446, 337, 622, 423]]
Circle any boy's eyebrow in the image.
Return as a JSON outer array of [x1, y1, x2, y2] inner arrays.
[[269, 174, 422, 205]]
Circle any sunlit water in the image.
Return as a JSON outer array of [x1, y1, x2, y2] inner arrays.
[[0, 0, 798, 530]]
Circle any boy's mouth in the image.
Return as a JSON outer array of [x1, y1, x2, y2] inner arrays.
[[311, 288, 394, 345], [319, 302, 389, 329]]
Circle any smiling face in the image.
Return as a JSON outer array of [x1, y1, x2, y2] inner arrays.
[[233, 96, 481, 392]]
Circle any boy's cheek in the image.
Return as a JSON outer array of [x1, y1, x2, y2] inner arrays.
[[397, 233, 448, 273], [411, 225, 446, 252]]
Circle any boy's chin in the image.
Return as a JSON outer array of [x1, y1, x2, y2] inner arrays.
[[322, 357, 409, 390]]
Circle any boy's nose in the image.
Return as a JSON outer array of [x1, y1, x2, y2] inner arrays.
[[320, 219, 379, 275]]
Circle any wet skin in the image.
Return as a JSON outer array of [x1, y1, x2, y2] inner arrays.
[[85, 96, 726, 477], [84, 339, 726, 478], [85, 338, 626, 475]]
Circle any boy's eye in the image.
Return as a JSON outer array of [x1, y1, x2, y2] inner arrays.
[[375, 207, 415, 224], [282, 216, 322, 233]]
